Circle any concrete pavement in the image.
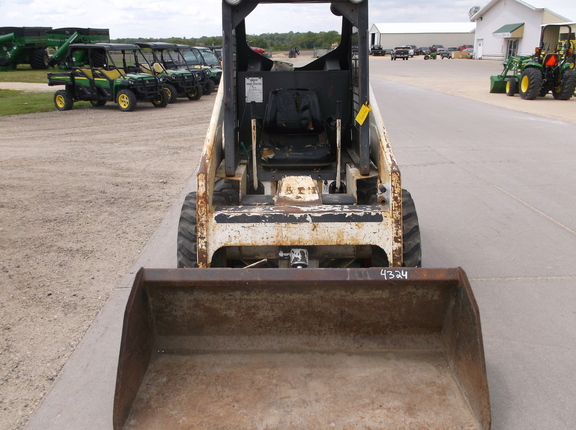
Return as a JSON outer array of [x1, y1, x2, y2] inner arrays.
[[26, 59, 576, 429]]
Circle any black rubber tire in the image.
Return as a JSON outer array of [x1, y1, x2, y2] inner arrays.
[[90, 99, 106, 107], [151, 88, 169, 108], [177, 192, 198, 268], [30, 48, 48, 69], [358, 179, 422, 267], [214, 178, 239, 204], [203, 79, 215, 95], [90, 51, 107, 68], [117, 89, 137, 112], [552, 68, 576, 100], [519, 68, 542, 100], [401, 189, 422, 267], [186, 85, 203, 100], [506, 78, 518, 96], [177, 186, 237, 268], [164, 84, 178, 103], [54, 90, 73, 111]]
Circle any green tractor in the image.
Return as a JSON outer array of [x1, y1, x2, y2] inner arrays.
[[135, 42, 205, 103], [490, 23, 576, 100], [47, 43, 170, 112]]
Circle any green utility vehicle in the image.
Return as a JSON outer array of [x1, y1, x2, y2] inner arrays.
[[490, 23, 576, 99], [177, 45, 222, 94], [47, 43, 169, 112], [135, 42, 204, 102]]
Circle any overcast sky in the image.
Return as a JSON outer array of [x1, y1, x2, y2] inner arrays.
[[1, 0, 575, 39]]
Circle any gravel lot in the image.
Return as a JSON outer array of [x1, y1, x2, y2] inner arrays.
[[0, 52, 574, 430], [0, 95, 213, 430]]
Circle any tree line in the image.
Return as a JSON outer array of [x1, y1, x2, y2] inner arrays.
[[113, 30, 341, 51]]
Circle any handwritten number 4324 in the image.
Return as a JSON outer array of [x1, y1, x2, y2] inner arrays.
[[380, 269, 408, 280]]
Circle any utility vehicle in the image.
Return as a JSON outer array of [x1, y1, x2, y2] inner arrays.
[[135, 42, 204, 102], [47, 43, 169, 111]]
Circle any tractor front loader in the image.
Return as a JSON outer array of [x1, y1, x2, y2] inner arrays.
[[490, 23, 576, 99], [113, 1, 491, 428]]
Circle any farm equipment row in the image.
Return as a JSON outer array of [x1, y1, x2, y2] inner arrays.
[[490, 23, 576, 99], [47, 42, 222, 111]]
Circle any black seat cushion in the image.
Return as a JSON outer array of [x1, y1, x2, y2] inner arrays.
[[261, 88, 332, 167]]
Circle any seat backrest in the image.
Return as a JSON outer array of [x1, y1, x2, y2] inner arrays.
[[263, 89, 323, 134]]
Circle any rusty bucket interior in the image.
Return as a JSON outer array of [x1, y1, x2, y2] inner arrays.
[[113, 267, 490, 429]]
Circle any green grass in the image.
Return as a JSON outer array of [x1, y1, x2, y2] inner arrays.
[[0, 89, 90, 116], [0, 67, 49, 83]]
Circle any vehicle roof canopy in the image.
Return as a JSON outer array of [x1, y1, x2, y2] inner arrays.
[[135, 42, 180, 50], [68, 43, 141, 51]]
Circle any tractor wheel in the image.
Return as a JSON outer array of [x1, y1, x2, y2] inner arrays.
[[214, 178, 239, 204], [90, 51, 107, 68], [552, 68, 576, 100], [177, 192, 198, 268], [54, 90, 73, 111], [177, 190, 232, 268], [30, 48, 48, 70], [203, 79, 215, 95], [505, 78, 518, 96], [164, 84, 178, 103], [151, 88, 169, 108], [519, 68, 542, 100], [401, 189, 422, 268], [117, 89, 137, 111], [362, 182, 422, 268], [90, 99, 106, 107], [186, 85, 203, 100]]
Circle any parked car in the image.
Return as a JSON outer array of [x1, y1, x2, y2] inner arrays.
[[391, 46, 410, 60], [405, 45, 417, 57], [419, 46, 431, 55], [459, 44, 473, 51], [430, 44, 444, 53], [370, 44, 385, 56], [437, 48, 450, 59]]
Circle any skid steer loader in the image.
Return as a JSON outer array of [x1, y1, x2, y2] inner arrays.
[[113, 0, 491, 428]]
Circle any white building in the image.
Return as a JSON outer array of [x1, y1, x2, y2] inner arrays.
[[369, 22, 475, 50], [469, 0, 571, 60]]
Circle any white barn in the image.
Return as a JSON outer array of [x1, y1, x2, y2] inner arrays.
[[369, 22, 475, 51], [469, 0, 571, 60]]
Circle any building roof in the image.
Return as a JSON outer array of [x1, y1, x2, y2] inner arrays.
[[470, 0, 570, 22], [371, 22, 475, 34], [493, 23, 524, 33]]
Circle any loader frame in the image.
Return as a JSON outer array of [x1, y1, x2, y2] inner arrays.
[[190, 0, 406, 269], [113, 1, 491, 428]]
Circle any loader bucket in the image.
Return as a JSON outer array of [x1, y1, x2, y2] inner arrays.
[[114, 267, 490, 429], [489, 75, 507, 93]]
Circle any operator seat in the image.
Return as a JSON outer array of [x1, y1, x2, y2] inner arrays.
[[260, 88, 332, 167]]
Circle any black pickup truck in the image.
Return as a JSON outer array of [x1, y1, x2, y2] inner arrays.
[[370, 44, 385, 56], [391, 46, 409, 60]]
